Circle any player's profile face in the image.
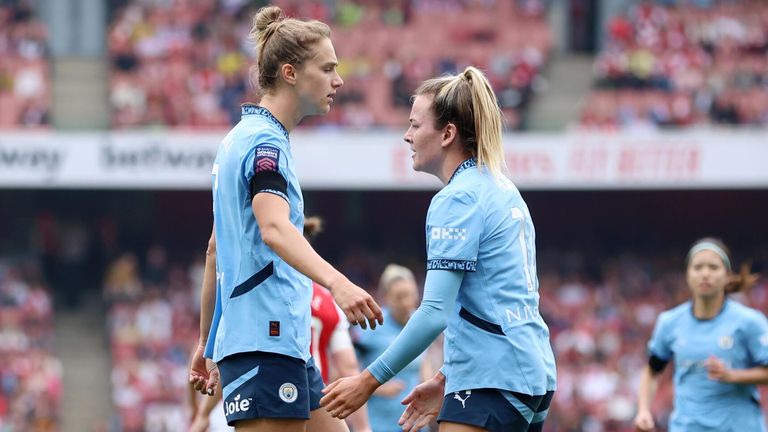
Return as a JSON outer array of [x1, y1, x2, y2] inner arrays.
[[295, 37, 343, 116], [404, 94, 445, 175], [686, 249, 728, 298]]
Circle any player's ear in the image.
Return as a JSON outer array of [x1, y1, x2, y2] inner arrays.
[[281, 63, 297, 85], [441, 123, 457, 148]]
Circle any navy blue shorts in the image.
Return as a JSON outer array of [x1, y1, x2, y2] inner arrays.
[[438, 388, 554, 432], [217, 351, 325, 426]]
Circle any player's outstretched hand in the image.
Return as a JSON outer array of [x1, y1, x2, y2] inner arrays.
[[399, 373, 444, 432], [320, 370, 380, 419], [189, 344, 220, 396], [329, 278, 383, 330], [633, 409, 655, 432]]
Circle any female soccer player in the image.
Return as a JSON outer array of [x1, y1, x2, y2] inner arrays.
[[189, 6, 383, 432], [320, 66, 557, 432], [634, 238, 767, 432], [355, 264, 426, 432]]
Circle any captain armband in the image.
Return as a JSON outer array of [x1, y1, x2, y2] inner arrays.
[[249, 170, 288, 201], [648, 354, 669, 375]]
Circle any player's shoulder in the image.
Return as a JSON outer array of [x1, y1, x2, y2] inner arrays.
[[234, 117, 288, 150], [430, 181, 479, 209], [727, 299, 767, 322], [658, 301, 692, 324]]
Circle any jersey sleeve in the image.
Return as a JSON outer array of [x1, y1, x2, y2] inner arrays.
[[744, 311, 768, 366], [242, 136, 289, 202], [425, 190, 483, 272], [647, 312, 673, 361]]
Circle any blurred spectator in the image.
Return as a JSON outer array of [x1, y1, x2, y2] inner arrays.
[[108, 0, 552, 130], [580, 0, 768, 130], [0, 259, 61, 431], [0, 2, 50, 128]]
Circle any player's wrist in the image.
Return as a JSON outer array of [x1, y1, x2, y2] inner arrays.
[[434, 371, 446, 385], [361, 368, 383, 389], [326, 273, 349, 293]]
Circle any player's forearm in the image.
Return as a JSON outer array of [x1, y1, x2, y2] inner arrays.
[[260, 217, 348, 290], [367, 270, 462, 384], [636, 366, 659, 413], [723, 366, 768, 384]]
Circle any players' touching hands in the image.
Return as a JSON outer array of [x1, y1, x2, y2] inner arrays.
[[398, 373, 444, 432], [320, 369, 381, 419], [328, 277, 384, 330]]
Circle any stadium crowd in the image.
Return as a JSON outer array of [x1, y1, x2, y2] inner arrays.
[[107, 0, 550, 129], [0, 1, 50, 128], [580, 0, 768, 129], [0, 258, 61, 431], [100, 241, 768, 431]]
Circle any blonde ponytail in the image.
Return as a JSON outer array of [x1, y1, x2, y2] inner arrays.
[[462, 67, 506, 180]]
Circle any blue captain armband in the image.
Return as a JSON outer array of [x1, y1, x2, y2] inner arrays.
[[367, 269, 464, 383]]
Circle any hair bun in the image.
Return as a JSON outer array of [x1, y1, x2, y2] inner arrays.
[[255, 6, 284, 33]]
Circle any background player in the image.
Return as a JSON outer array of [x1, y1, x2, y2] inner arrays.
[[189, 6, 382, 432], [320, 66, 557, 432], [354, 264, 427, 432], [635, 238, 767, 432]]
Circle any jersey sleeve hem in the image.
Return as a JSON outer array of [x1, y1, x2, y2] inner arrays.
[[256, 188, 289, 202], [427, 259, 477, 272]]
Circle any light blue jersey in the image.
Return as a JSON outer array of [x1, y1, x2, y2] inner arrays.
[[208, 105, 311, 363], [427, 159, 556, 396], [649, 299, 768, 432], [356, 308, 425, 432]]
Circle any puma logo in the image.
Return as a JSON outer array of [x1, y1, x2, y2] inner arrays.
[[453, 390, 472, 409]]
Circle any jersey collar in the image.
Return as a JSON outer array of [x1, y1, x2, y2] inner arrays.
[[448, 158, 477, 185], [690, 297, 729, 322], [241, 104, 289, 140]]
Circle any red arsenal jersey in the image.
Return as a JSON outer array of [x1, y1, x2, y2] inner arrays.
[[310, 283, 345, 382]]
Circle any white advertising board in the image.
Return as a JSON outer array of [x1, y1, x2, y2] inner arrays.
[[0, 130, 766, 190]]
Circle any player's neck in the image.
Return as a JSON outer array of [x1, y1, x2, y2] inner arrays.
[[259, 94, 300, 132], [692, 294, 726, 320], [439, 152, 473, 184]]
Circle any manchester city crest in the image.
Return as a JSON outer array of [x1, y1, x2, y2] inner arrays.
[[718, 335, 734, 350], [279, 382, 298, 403]]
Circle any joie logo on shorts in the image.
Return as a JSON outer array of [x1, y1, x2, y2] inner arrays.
[[453, 390, 471, 409], [279, 383, 298, 403], [225, 394, 252, 416], [431, 227, 467, 240]]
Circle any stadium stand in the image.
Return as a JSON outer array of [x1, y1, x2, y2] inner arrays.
[[579, 0, 768, 130], [104, 247, 201, 431], [0, 2, 51, 128], [0, 259, 61, 431], [107, 0, 551, 129]]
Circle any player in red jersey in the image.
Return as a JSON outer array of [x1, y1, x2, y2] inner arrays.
[[305, 217, 372, 432]]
